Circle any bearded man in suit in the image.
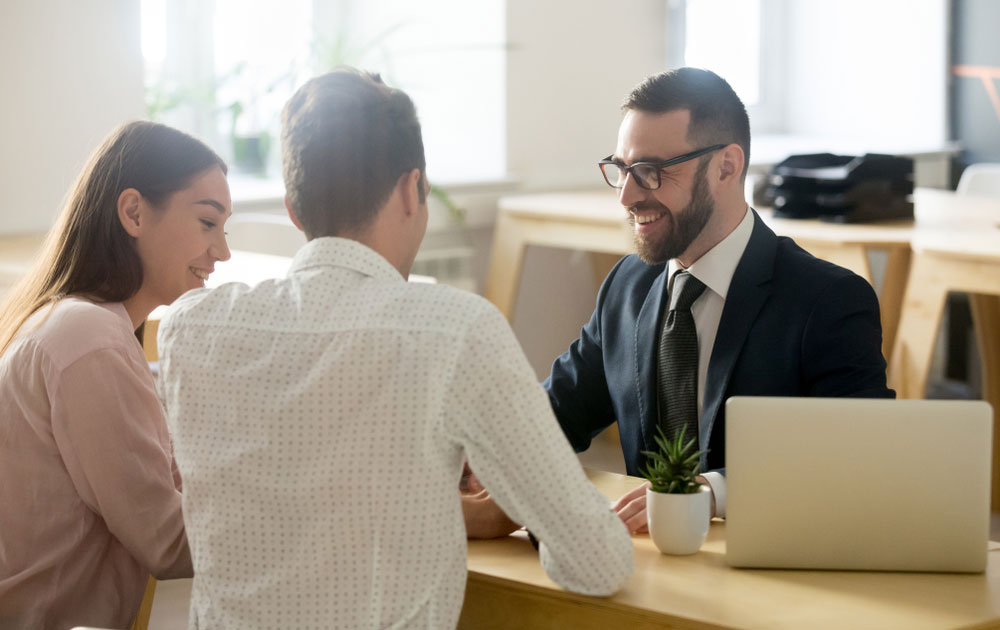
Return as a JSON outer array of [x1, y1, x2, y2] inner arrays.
[[543, 67, 894, 533]]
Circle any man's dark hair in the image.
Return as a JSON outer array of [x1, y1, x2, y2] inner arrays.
[[623, 67, 751, 178], [281, 67, 426, 238]]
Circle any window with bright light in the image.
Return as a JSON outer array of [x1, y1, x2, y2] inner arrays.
[[668, 0, 783, 133], [141, 0, 506, 185], [683, 0, 761, 105]]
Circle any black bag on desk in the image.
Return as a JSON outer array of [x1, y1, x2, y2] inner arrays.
[[761, 153, 914, 223]]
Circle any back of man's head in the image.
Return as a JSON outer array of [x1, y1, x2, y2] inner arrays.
[[281, 68, 426, 238], [624, 67, 751, 178]]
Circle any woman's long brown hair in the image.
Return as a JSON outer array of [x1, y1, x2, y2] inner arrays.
[[0, 121, 226, 356]]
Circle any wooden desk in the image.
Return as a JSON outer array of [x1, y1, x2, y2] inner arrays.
[[486, 192, 913, 359], [460, 469, 1000, 630], [889, 227, 1000, 509], [484, 192, 633, 318]]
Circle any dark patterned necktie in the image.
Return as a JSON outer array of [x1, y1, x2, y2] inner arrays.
[[657, 270, 707, 442]]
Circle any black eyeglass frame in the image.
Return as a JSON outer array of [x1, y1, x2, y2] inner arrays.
[[598, 143, 728, 190]]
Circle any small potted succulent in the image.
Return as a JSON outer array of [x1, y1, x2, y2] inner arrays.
[[641, 425, 712, 555]]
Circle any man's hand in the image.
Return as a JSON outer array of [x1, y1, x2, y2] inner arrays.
[[462, 490, 519, 539], [459, 462, 484, 494], [612, 478, 717, 535], [460, 462, 519, 539], [611, 481, 651, 534]]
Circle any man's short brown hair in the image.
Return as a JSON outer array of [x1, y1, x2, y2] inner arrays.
[[624, 67, 751, 179], [281, 68, 426, 238]]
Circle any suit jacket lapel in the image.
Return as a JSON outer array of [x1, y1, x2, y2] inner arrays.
[[634, 266, 668, 457], [700, 210, 778, 457]]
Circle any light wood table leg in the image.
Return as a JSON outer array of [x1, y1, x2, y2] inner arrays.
[[799, 242, 873, 284], [888, 253, 949, 400], [878, 247, 913, 363], [890, 252, 1000, 510], [130, 576, 157, 630], [971, 294, 1000, 417], [590, 252, 623, 294], [142, 319, 159, 363], [971, 294, 1000, 510], [484, 213, 529, 321]]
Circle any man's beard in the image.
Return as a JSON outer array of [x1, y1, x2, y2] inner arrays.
[[629, 162, 714, 265]]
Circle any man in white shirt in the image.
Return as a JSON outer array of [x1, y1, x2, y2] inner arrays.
[[157, 68, 632, 629], [542, 68, 894, 533]]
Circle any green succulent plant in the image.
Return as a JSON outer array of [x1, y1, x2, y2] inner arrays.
[[640, 425, 708, 494]]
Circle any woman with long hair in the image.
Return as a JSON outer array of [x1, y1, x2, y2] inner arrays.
[[0, 121, 231, 629]]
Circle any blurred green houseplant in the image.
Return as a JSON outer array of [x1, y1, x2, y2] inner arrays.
[[145, 21, 465, 222]]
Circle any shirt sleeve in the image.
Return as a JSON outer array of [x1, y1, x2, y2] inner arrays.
[[701, 471, 726, 518], [442, 305, 633, 596], [49, 347, 192, 580]]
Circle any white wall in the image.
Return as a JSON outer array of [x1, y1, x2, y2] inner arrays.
[[504, 0, 668, 376], [506, 0, 668, 192], [782, 0, 948, 147], [0, 0, 145, 235]]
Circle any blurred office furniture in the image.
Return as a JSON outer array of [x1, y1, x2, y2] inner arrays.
[[763, 153, 914, 222], [227, 210, 477, 292], [945, 164, 1000, 394], [485, 193, 631, 319], [486, 192, 912, 361], [131, 577, 156, 630], [459, 468, 1000, 630], [957, 163, 1000, 196], [64, 574, 155, 630], [224, 212, 306, 257], [890, 188, 1000, 509]]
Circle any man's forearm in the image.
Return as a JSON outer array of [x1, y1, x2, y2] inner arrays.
[[461, 491, 520, 539]]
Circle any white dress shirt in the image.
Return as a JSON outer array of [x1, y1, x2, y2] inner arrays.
[[158, 237, 632, 630], [667, 206, 754, 517]]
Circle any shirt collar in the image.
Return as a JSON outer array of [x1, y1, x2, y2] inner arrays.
[[288, 237, 404, 283], [668, 205, 754, 300]]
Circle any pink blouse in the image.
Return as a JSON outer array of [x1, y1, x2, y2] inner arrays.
[[0, 297, 191, 630]]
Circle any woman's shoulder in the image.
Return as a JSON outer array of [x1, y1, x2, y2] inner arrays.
[[17, 297, 138, 368]]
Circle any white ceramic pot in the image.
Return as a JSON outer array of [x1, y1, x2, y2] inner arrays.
[[646, 485, 711, 555]]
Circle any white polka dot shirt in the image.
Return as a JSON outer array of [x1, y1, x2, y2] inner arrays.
[[158, 237, 633, 630]]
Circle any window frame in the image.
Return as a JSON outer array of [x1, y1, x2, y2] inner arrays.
[[665, 0, 787, 135], [142, 0, 508, 187]]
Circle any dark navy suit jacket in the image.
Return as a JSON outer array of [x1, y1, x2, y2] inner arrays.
[[543, 210, 895, 476]]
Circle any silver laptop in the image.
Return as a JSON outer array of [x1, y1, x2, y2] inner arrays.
[[725, 397, 992, 573]]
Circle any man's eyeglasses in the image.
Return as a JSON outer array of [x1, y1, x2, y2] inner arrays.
[[598, 144, 727, 190]]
